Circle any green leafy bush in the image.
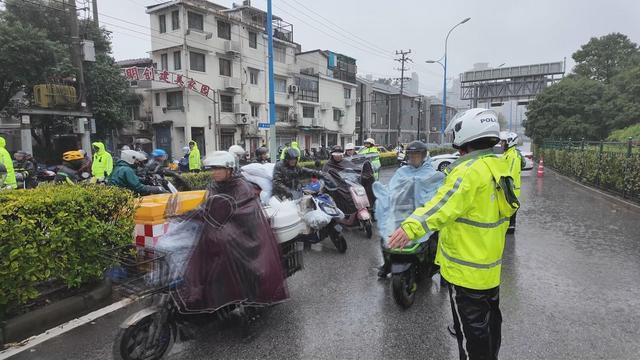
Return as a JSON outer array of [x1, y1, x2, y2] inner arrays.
[[0, 185, 136, 310], [539, 147, 640, 202]]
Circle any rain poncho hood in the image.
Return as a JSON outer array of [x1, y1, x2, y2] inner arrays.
[[188, 141, 202, 171], [91, 141, 113, 178], [373, 158, 444, 241], [174, 175, 288, 312], [0, 136, 16, 188]]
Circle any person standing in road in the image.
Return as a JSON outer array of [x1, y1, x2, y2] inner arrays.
[[500, 131, 525, 234], [188, 140, 202, 172], [388, 108, 517, 360], [358, 138, 381, 180], [91, 142, 113, 181], [0, 136, 16, 189]]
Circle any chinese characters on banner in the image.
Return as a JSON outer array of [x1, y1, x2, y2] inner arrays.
[[122, 67, 215, 101]]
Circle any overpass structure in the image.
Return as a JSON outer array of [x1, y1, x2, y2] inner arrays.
[[460, 61, 565, 106]]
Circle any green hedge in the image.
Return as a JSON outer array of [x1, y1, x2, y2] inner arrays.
[[539, 148, 640, 202], [0, 185, 136, 311]]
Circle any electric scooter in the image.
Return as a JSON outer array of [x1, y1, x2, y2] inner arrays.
[[299, 180, 348, 253]]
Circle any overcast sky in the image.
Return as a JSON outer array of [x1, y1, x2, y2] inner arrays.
[[100, 0, 640, 95]]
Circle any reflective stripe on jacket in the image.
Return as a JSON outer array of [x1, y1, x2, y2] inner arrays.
[[400, 149, 509, 290], [91, 142, 113, 178], [503, 146, 522, 197], [0, 136, 17, 189]]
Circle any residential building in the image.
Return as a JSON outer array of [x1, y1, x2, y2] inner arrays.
[[145, 0, 300, 158], [293, 50, 357, 152]]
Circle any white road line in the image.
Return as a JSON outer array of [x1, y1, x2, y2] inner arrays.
[[0, 298, 134, 359]]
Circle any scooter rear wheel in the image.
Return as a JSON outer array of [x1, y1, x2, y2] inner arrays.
[[391, 269, 416, 309], [331, 233, 348, 253], [113, 315, 174, 360]]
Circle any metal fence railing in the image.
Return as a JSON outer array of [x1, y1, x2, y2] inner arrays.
[[540, 138, 640, 204]]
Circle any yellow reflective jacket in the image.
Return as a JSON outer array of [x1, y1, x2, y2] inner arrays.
[[358, 146, 381, 179], [91, 142, 113, 178], [503, 146, 523, 197], [401, 149, 509, 290], [0, 136, 17, 189], [279, 142, 301, 161], [188, 141, 202, 170]]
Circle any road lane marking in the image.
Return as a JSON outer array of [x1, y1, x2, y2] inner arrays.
[[0, 298, 134, 359]]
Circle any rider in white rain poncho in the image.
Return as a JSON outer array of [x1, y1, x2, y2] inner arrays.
[[373, 141, 444, 278]]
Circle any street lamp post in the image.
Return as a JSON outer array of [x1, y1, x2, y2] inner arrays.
[[425, 17, 470, 145]]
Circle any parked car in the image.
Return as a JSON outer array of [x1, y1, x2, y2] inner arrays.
[[520, 150, 534, 170], [431, 152, 460, 172]]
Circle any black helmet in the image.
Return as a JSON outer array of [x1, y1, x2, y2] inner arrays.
[[405, 140, 428, 153], [330, 145, 343, 154], [283, 147, 300, 161], [256, 146, 268, 156]]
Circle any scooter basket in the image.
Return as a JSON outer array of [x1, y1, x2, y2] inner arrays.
[[102, 245, 170, 297]]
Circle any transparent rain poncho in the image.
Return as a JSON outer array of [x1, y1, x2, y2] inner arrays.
[[373, 158, 445, 244]]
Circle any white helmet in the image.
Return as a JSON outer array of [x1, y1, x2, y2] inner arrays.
[[344, 143, 355, 151], [500, 131, 519, 148], [182, 146, 190, 154], [364, 138, 375, 145], [120, 150, 147, 165], [445, 108, 500, 148], [203, 151, 236, 169], [228, 145, 246, 158]]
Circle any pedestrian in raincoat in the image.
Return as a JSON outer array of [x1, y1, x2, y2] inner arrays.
[[91, 142, 113, 180], [188, 140, 202, 172], [0, 136, 16, 189], [279, 141, 301, 161]]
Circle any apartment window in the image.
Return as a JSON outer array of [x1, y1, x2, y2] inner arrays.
[[276, 105, 289, 122], [160, 53, 168, 71], [250, 103, 260, 118], [302, 106, 315, 118], [188, 12, 203, 31], [296, 75, 319, 102], [333, 109, 342, 122], [274, 46, 286, 63], [220, 95, 234, 113], [171, 10, 180, 30], [155, 93, 160, 106], [189, 51, 205, 72], [159, 14, 166, 33], [219, 58, 232, 76], [249, 68, 259, 85], [275, 77, 287, 93], [217, 20, 231, 40], [344, 88, 351, 99], [372, 112, 377, 125], [166, 91, 183, 110], [173, 51, 181, 70], [249, 31, 257, 49]]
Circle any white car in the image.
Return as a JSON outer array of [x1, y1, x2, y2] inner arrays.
[[430, 152, 460, 172]]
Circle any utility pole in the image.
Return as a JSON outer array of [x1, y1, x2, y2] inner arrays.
[[395, 49, 411, 145], [358, 82, 364, 144], [92, 0, 99, 26], [65, 0, 91, 155], [267, 0, 277, 162], [416, 96, 423, 141]]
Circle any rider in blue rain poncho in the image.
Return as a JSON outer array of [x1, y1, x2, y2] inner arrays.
[[373, 141, 445, 278]]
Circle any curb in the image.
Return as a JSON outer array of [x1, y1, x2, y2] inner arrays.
[[546, 168, 640, 212], [1, 279, 112, 347]]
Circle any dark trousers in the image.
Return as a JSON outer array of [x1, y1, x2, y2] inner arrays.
[[448, 283, 502, 360], [509, 212, 517, 229]]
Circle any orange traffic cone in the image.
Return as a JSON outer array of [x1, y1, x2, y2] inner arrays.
[[537, 158, 545, 178]]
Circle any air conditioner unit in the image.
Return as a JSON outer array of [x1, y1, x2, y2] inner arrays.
[[224, 77, 241, 90], [288, 84, 299, 94], [289, 112, 299, 122], [236, 114, 249, 125], [224, 40, 241, 54], [133, 120, 149, 131], [233, 103, 250, 114], [345, 98, 355, 107], [320, 102, 332, 111]]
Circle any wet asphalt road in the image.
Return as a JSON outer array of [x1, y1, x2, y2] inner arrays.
[[8, 166, 640, 360]]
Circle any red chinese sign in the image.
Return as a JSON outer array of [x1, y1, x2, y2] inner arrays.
[[122, 67, 216, 102]]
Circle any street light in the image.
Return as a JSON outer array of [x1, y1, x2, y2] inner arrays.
[[425, 17, 470, 145]]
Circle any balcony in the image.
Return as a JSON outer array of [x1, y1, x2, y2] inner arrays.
[[224, 77, 241, 90]]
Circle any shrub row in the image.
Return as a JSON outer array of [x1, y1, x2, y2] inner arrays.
[[539, 148, 640, 202], [0, 185, 136, 313]]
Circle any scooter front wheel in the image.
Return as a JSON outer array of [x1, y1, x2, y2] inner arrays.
[[330, 233, 347, 253], [113, 315, 175, 360], [391, 268, 416, 309]]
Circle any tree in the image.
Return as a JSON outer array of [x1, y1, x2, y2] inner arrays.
[[85, 54, 130, 137], [572, 33, 640, 82], [524, 76, 609, 143]]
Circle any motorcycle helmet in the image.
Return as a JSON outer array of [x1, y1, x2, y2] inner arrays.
[[256, 146, 268, 157], [445, 108, 500, 148], [150, 148, 168, 159], [364, 138, 375, 146], [228, 145, 246, 159], [120, 150, 147, 165], [203, 151, 236, 169], [405, 140, 428, 154], [62, 150, 84, 162], [331, 145, 344, 155], [500, 131, 519, 149], [283, 148, 300, 161]]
